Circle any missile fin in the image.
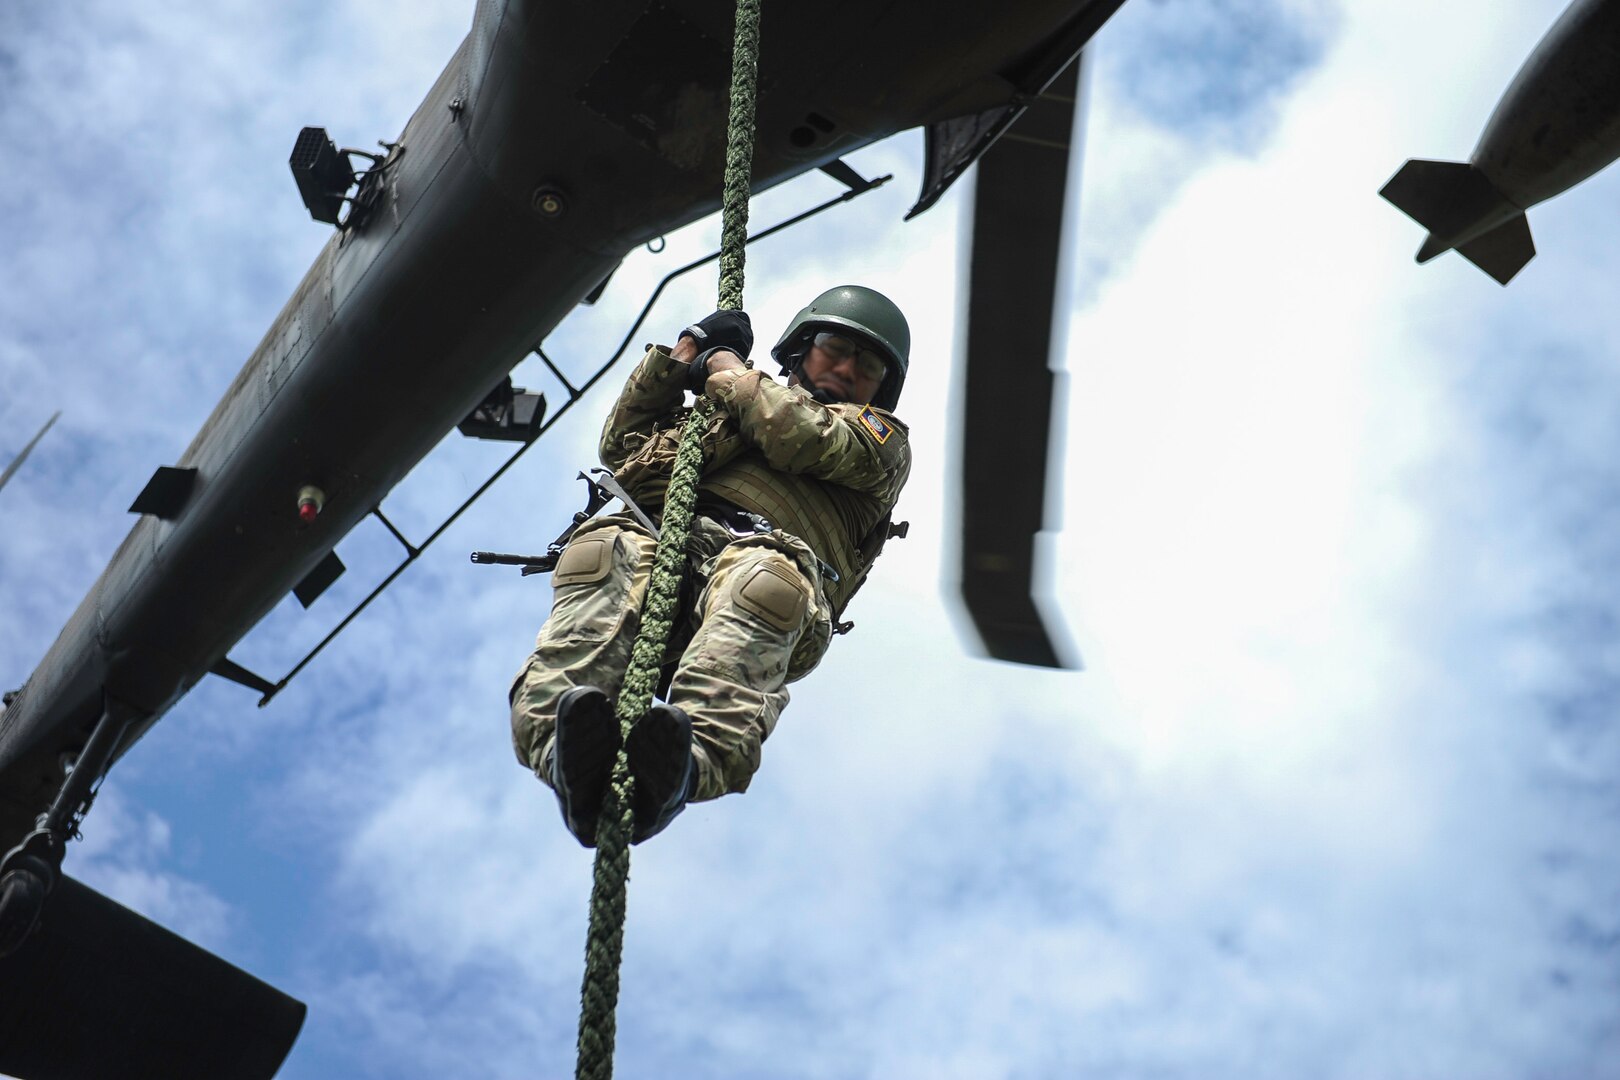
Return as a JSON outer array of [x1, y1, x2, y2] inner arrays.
[[1380, 158, 1512, 250], [1416, 233, 1451, 264], [1456, 212, 1536, 285]]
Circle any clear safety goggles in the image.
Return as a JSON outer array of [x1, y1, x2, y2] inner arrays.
[[813, 332, 888, 382]]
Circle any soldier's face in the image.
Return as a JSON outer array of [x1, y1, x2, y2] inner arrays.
[[798, 338, 885, 404]]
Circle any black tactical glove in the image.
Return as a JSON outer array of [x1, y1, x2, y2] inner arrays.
[[686, 346, 739, 393], [679, 309, 753, 359]]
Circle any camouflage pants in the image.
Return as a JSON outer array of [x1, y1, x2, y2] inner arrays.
[[510, 513, 834, 801]]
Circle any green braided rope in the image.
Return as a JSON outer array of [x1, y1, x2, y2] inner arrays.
[[574, 2, 762, 1077], [574, 399, 714, 1080], [717, 0, 761, 312]]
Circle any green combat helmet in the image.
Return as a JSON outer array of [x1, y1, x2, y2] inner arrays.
[[771, 285, 910, 412]]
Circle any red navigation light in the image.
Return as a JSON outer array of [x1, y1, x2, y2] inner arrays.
[[297, 485, 325, 523]]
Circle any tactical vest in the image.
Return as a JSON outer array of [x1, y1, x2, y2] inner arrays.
[[697, 452, 883, 612], [611, 386, 907, 615]]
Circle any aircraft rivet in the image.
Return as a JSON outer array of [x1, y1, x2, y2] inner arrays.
[[532, 187, 566, 218]]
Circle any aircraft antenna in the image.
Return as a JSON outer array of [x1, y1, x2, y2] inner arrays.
[[0, 410, 60, 496], [572, 2, 762, 1077]]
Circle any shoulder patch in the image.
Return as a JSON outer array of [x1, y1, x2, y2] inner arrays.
[[857, 405, 893, 444]]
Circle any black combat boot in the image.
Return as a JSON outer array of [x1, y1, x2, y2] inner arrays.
[[625, 702, 696, 844], [550, 686, 620, 847]]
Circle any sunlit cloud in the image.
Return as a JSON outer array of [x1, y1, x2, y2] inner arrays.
[[6, 0, 1620, 1077]]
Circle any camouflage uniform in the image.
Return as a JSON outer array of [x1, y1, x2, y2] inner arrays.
[[511, 344, 910, 801]]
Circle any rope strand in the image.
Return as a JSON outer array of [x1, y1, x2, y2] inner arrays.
[[717, 0, 762, 312]]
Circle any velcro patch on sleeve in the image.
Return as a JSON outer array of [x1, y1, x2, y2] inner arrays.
[[857, 405, 893, 444]]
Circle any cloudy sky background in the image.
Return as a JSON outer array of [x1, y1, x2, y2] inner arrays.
[[4, 0, 1620, 1076]]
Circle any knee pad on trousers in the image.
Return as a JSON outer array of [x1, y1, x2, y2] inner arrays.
[[733, 561, 809, 632], [552, 534, 615, 586]]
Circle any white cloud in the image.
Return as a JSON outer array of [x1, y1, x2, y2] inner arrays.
[[10, 0, 1620, 1077], [69, 787, 234, 951]]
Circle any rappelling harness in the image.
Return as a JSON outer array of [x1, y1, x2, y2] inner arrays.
[[475, 467, 911, 631]]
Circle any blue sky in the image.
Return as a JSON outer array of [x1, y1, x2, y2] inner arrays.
[[6, 0, 1620, 1077]]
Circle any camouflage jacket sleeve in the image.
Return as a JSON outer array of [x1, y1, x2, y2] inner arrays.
[[598, 344, 689, 471], [702, 367, 911, 501]]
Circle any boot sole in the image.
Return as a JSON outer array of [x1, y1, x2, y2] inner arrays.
[[554, 687, 620, 846], [625, 703, 693, 843]]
